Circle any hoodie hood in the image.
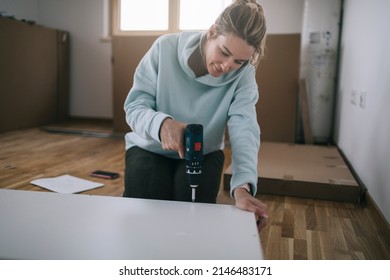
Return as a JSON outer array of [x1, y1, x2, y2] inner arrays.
[[177, 31, 250, 87]]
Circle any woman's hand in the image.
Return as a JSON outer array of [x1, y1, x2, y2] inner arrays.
[[234, 186, 268, 232], [159, 118, 187, 158]]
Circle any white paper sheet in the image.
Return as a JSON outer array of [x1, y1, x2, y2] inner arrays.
[[30, 174, 104, 194]]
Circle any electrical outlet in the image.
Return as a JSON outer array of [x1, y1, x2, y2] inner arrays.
[[359, 91, 366, 109], [351, 89, 358, 105]]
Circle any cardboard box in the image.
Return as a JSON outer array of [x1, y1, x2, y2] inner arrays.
[[224, 142, 361, 203], [0, 17, 69, 133]]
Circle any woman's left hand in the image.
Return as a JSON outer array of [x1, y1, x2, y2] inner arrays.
[[234, 186, 268, 232]]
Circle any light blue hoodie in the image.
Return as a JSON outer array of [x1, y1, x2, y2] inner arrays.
[[124, 32, 260, 196]]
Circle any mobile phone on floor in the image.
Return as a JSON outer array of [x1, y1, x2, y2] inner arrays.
[[90, 170, 119, 179]]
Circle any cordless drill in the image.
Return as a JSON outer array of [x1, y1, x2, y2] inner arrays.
[[184, 124, 203, 202]]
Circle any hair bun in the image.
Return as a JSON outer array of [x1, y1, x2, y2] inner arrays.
[[235, 0, 258, 4]]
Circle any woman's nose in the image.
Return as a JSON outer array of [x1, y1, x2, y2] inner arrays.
[[221, 63, 230, 72]]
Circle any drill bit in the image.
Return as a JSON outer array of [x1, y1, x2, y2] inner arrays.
[[191, 186, 196, 202]]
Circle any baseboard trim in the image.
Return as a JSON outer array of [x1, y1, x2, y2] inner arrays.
[[337, 146, 390, 247], [336, 146, 367, 206], [366, 192, 390, 247]]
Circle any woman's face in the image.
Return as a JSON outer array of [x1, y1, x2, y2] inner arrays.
[[204, 30, 255, 78]]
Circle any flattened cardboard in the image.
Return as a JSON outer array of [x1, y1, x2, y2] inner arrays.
[[112, 35, 158, 132], [224, 142, 360, 203], [256, 34, 301, 143]]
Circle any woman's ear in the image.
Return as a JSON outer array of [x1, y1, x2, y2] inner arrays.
[[207, 24, 217, 39]]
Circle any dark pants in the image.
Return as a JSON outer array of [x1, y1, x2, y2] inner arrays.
[[124, 146, 224, 203]]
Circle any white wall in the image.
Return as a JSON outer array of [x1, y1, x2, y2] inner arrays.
[[259, 0, 304, 34], [37, 0, 112, 119], [335, 0, 390, 222], [0, 0, 38, 20]]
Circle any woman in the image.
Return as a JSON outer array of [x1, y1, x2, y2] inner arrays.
[[124, 0, 268, 230]]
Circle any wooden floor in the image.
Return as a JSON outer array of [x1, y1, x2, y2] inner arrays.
[[1, 121, 389, 260]]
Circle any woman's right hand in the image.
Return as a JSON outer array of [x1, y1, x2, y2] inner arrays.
[[159, 118, 187, 159]]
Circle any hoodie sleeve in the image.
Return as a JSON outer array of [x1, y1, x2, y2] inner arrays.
[[124, 37, 172, 142], [227, 66, 261, 197]]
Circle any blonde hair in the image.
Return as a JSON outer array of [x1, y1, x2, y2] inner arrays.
[[212, 0, 267, 68]]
